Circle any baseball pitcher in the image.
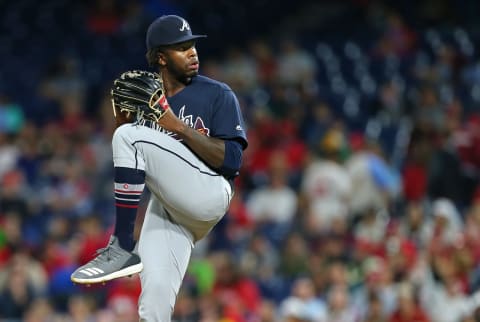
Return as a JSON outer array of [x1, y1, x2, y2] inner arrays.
[[70, 15, 248, 321]]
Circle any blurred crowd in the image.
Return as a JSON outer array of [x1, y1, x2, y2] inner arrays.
[[1, 0, 480, 322]]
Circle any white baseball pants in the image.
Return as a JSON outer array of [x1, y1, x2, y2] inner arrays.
[[112, 123, 232, 321]]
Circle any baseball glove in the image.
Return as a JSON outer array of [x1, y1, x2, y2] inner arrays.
[[111, 70, 170, 122]]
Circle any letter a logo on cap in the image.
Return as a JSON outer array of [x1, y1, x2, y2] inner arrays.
[[179, 19, 190, 31]]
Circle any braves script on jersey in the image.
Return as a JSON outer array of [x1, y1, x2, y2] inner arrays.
[[142, 75, 247, 149]]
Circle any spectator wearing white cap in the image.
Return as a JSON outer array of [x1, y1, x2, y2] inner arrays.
[[421, 198, 463, 248]]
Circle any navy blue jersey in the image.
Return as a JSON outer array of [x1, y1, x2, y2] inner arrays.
[[167, 75, 248, 149]]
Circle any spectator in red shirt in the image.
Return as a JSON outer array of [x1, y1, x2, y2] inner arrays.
[[389, 282, 430, 322], [211, 251, 261, 322]]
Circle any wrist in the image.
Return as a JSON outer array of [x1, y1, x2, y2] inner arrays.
[[156, 110, 189, 136], [175, 121, 190, 138]]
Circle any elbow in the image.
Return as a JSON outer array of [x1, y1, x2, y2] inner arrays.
[[218, 140, 243, 178]]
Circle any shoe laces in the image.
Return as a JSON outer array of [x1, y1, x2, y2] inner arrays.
[[94, 244, 123, 262]]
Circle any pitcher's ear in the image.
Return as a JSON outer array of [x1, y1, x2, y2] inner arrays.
[[158, 52, 167, 67]]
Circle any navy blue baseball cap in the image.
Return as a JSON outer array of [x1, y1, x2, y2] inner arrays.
[[146, 15, 207, 49]]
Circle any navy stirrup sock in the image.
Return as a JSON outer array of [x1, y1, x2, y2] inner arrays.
[[113, 167, 145, 252]]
